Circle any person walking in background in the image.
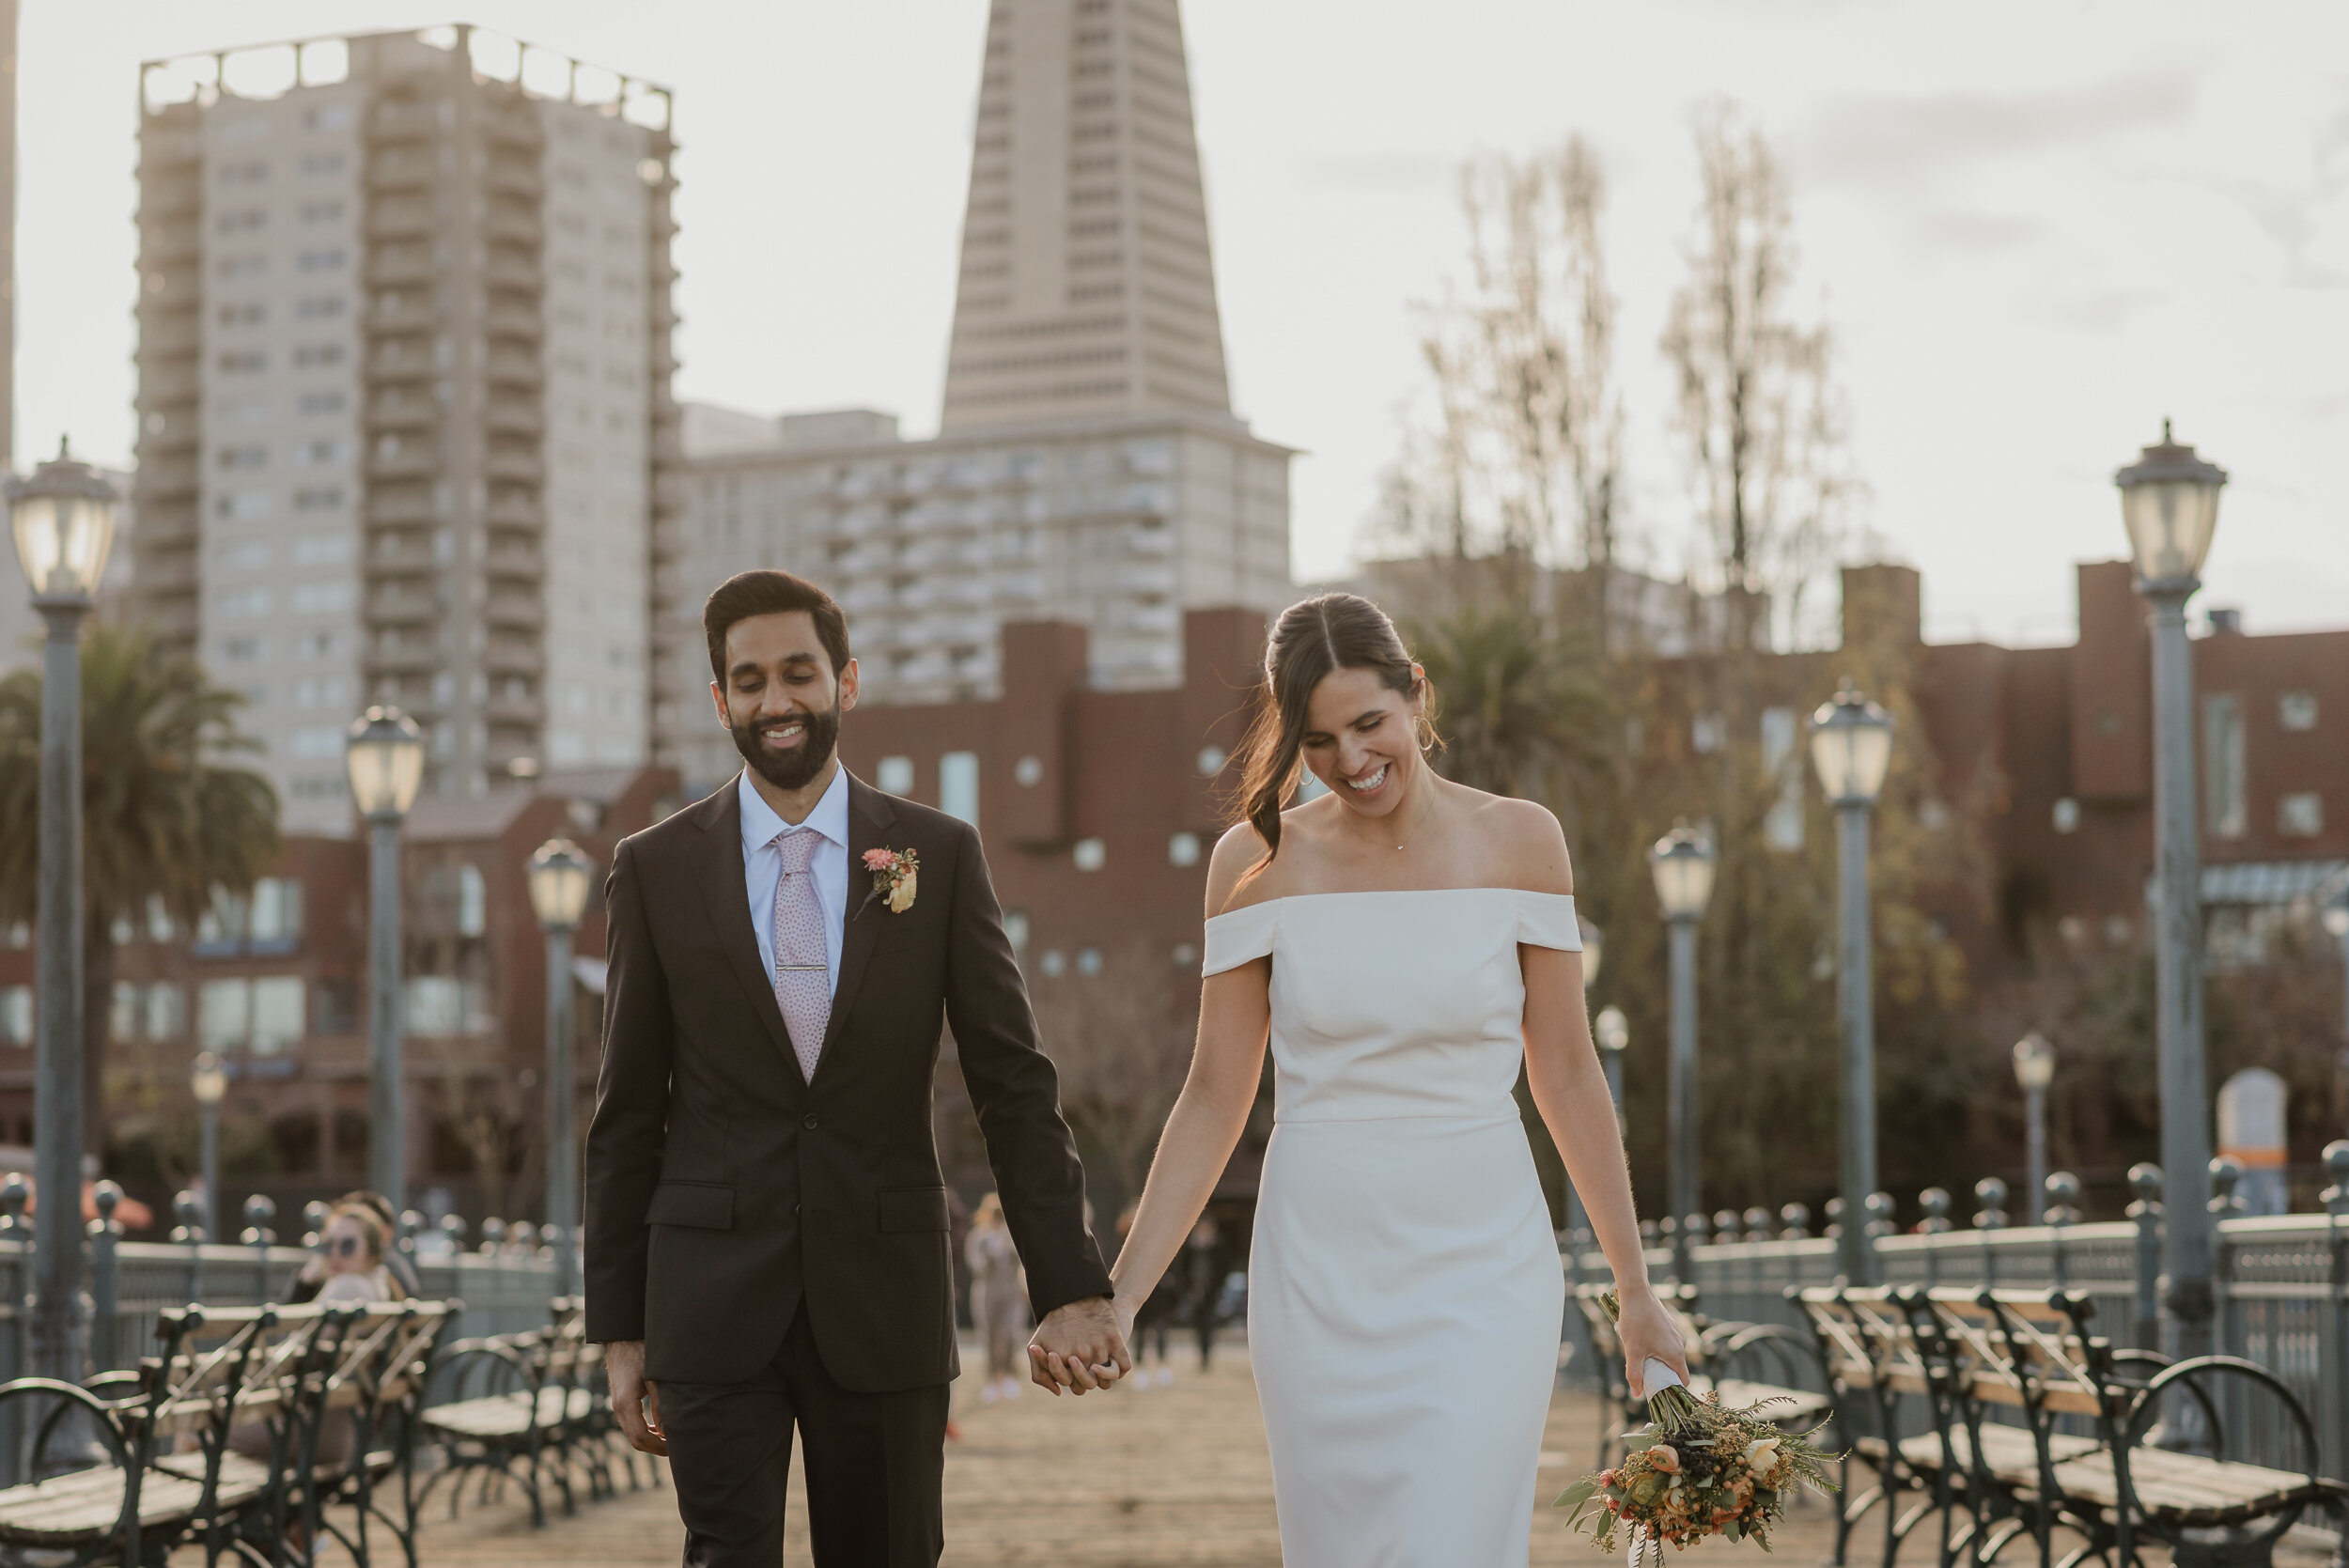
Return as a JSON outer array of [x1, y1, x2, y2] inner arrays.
[[1184, 1216, 1221, 1372], [1115, 1204, 1179, 1387], [964, 1193, 1028, 1404]]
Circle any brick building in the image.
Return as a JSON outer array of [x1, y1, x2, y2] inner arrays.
[[0, 766, 679, 1230]]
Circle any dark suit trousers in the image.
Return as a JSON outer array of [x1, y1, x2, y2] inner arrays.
[[661, 1310, 949, 1568]]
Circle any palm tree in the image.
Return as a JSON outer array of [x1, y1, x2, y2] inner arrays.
[[0, 623, 280, 1157], [1409, 601, 1613, 810]]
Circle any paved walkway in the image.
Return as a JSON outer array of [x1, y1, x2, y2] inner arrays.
[[380, 1343, 1853, 1567]]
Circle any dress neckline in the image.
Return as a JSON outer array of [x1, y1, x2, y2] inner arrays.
[[1207, 887, 1568, 921]]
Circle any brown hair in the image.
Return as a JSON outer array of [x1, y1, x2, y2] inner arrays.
[[1229, 593, 1435, 870], [703, 569, 851, 681]]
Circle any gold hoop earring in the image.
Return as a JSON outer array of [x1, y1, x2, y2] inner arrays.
[[1414, 714, 1438, 753]]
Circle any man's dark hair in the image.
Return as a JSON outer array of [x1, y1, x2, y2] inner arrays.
[[703, 569, 851, 682]]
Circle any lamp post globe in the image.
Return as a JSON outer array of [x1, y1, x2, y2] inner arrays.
[[529, 837, 596, 1297], [1648, 825, 1712, 1281], [2118, 422, 2227, 1359], [1812, 682, 1893, 1286], [8, 439, 118, 606], [2116, 420, 2228, 591], [11, 440, 122, 1384], [348, 706, 426, 1211]]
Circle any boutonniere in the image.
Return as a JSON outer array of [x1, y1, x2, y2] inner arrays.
[[861, 846, 920, 915]]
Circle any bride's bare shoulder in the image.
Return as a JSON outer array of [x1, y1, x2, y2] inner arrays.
[[1460, 788, 1573, 895], [1206, 821, 1281, 917]]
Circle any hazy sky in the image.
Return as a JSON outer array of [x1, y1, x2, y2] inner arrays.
[[19, 2, 2348, 644]]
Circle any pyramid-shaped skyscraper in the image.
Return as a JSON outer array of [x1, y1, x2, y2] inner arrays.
[[941, 0, 1231, 429], [663, 0, 1293, 785]]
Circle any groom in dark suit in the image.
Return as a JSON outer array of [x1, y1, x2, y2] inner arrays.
[[585, 569, 1128, 1567]]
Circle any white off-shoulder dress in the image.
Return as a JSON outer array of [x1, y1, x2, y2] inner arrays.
[[1203, 888, 1580, 1567]]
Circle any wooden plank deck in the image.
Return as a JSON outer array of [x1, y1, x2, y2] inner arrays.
[[266, 1348, 2333, 1567]]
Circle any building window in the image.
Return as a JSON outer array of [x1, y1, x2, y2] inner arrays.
[[1003, 909, 1030, 955], [1014, 754, 1044, 787], [1172, 942, 1199, 970], [940, 751, 980, 826], [1691, 714, 1726, 754], [1169, 831, 1201, 867], [198, 979, 250, 1049], [249, 877, 303, 946], [0, 986, 29, 1046], [296, 391, 347, 414], [2052, 798, 2081, 834], [295, 248, 347, 272], [1196, 745, 1225, 776], [2203, 693, 2246, 839], [2279, 691, 2318, 732], [1076, 947, 1103, 976], [146, 983, 185, 1042], [251, 976, 303, 1053], [217, 444, 267, 470], [110, 983, 138, 1043], [1073, 837, 1106, 872], [1037, 949, 1066, 978], [2279, 793, 2325, 838], [876, 755, 915, 795], [458, 863, 487, 939]]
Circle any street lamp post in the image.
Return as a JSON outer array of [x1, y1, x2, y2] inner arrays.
[[1811, 682, 1894, 1286], [1649, 825, 1716, 1283], [2013, 1032, 2056, 1223], [526, 838, 593, 1299], [8, 441, 119, 1382], [1561, 919, 1602, 1243], [1595, 1005, 1629, 1130], [2117, 421, 2229, 1359], [191, 1051, 228, 1241], [2325, 905, 2349, 1130], [347, 707, 426, 1209]]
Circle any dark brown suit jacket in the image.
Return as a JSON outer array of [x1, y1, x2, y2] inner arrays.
[[583, 771, 1112, 1390]]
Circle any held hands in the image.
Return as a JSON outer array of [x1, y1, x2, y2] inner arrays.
[[1612, 1286, 1692, 1398], [604, 1339, 668, 1455], [1026, 1296, 1132, 1396]]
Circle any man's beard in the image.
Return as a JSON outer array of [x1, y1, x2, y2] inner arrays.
[[729, 701, 841, 793]]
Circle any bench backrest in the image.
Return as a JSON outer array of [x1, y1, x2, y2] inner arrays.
[[1798, 1286, 1930, 1397], [142, 1303, 337, 1446], [1976, 1290, 2107, 1421]]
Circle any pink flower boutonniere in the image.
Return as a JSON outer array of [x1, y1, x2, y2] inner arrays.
[[862, 846, 920, 914]]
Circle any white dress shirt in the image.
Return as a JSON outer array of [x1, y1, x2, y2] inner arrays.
[[739, 764, 850, 997]]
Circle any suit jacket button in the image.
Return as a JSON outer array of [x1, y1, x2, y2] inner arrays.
[[801, 1112, 818, 1130]]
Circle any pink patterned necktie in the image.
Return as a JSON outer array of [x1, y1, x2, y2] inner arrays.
[[770, 829, 831, 1081]]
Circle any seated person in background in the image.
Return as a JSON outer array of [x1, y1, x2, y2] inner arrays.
[[285, 1189, 421, 1303], [239, 1203, 406, 1467]]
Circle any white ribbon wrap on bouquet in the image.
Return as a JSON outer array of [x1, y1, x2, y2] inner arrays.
[[1640, 1358, 1684, 1398]]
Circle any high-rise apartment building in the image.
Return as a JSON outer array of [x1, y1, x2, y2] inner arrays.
[[664, 0, 1291, 783], [133, 27, 679, 833]]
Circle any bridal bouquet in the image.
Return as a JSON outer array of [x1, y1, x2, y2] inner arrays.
[[1555, 1293, 1838, 1554]]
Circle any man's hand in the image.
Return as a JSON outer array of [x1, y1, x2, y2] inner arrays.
[[1026, 1296, 1130, 1397], [604, 1339, 667, 1454]]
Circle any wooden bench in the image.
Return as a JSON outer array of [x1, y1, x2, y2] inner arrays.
[[1573, 1282, 1833, 1471], [420, 1300, 613, 1529], [0, 1303, 333, 1568], [1802, 1284, 2348, 1568]]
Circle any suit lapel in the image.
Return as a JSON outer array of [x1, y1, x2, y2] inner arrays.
[[689, 779, 802, 1083], [814, 775, 897, 1078]]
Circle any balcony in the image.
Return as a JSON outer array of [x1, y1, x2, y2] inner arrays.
[[484, 691, 542, 726], [485, 494, 540, 528], [366, 392, 439, 428], [483, 160, 543, 198], [138, 228, 200, 268], [366, 202, 435, 239], [367, 152, 434, 190], [483, 643, 543, 677], [485, 451, 544, 484], [366, 251, 435, 287], [483, 255, 541, 292], [365, 349, 436, 385], [369, 101, 435, 141], [136, 458, 198, 499], [485, 400, 543, 436], [366, 489, 438, 526], [366, 446, 438, 482], [483, 303, 542, 339], [368, 299, 440, 333], [365, 644, 440, 676], [484, 351, 542, 386], [483, 543, 543, 580], [365, 588, 439, 627], [483, 594, 543, 630], [136, 552, 200, 593], [482, 208, 541, 247]]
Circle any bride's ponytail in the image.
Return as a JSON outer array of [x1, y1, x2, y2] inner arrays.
[[1226, 593, 1432, 878]]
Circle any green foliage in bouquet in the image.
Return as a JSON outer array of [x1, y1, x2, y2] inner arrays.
[[1554, 1292, 1839, 1552]]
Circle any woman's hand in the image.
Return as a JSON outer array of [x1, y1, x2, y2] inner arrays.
[[1613, 1286, 1690, 1397]]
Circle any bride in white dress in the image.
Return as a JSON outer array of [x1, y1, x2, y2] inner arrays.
[[1063, 592, 1688, 1566]]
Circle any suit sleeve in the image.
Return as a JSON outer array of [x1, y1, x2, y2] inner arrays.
[[583, 836, 672, 1343], [941, 821, 1113, 1318]]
